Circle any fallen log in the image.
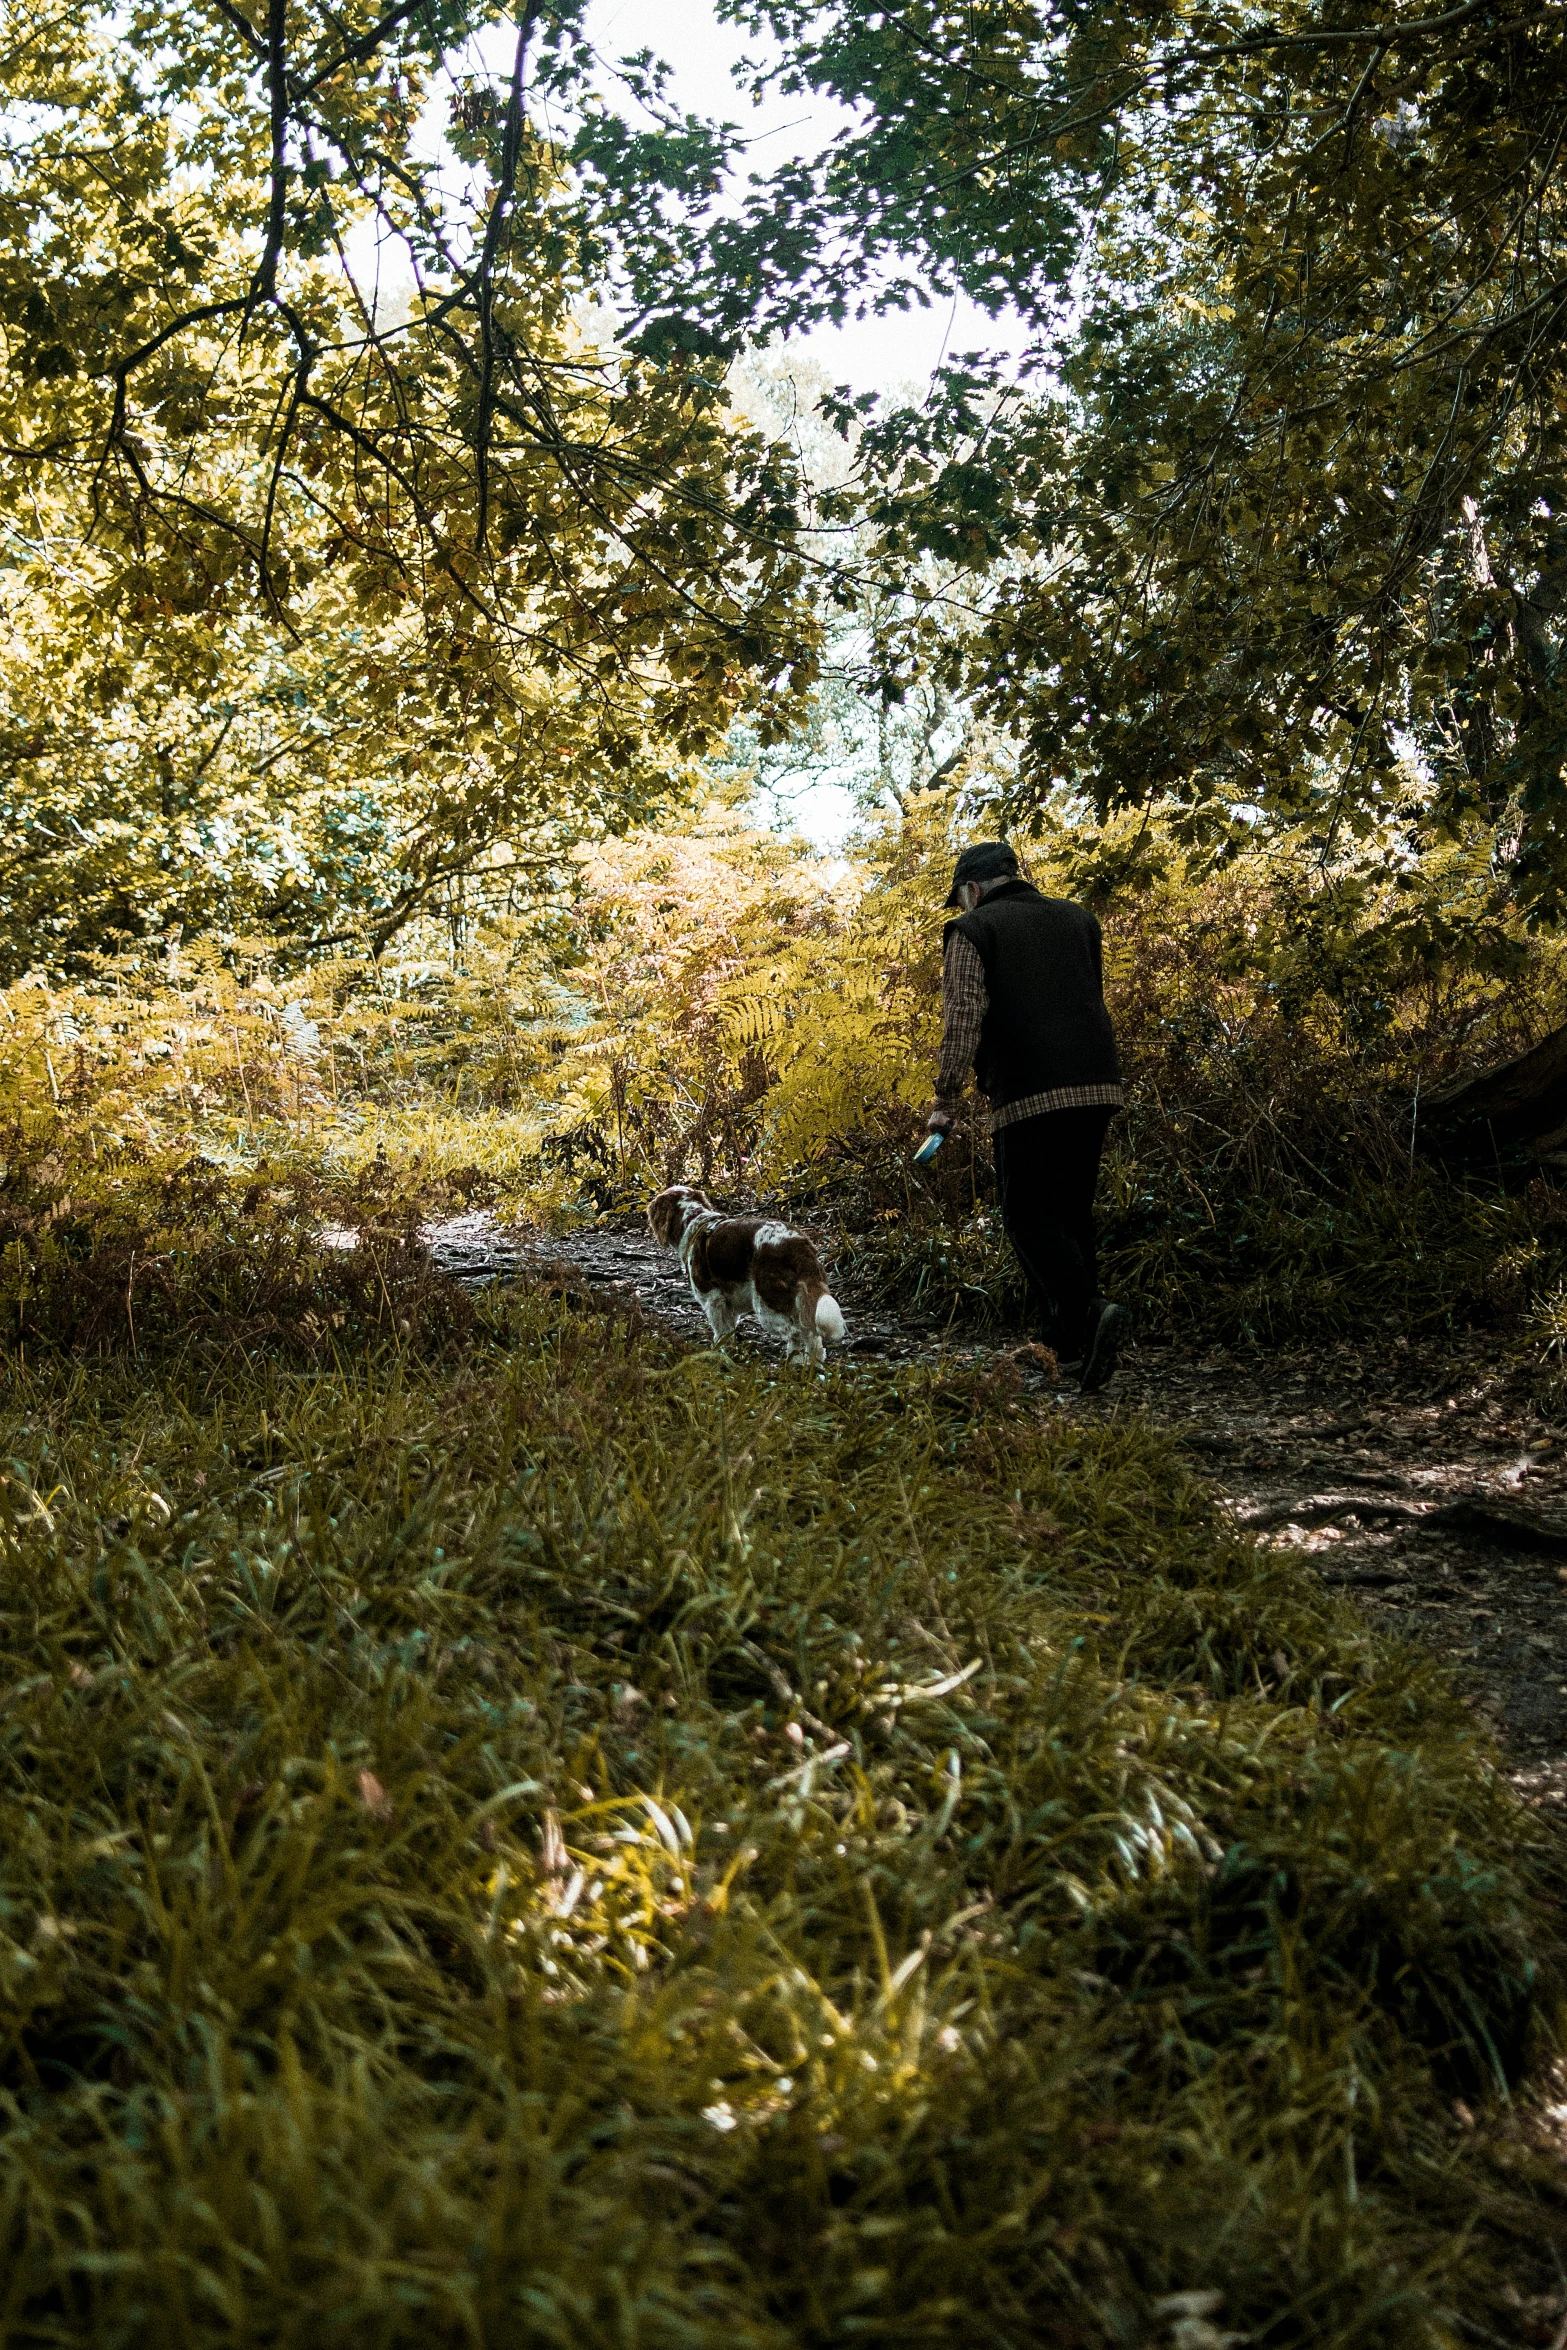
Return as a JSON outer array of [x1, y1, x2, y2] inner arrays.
[[1235, 1493, 1429, 1531], [1236, 1486, 1567, 1554], [1416, 1019, 1567, 1169], [1433, 1495, 1567, 1554]]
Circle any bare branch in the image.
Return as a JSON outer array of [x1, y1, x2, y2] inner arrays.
[[252, 0, 288, 310], [1198, 0, 1543, 56], [474, 6, 541, 554], [298, 0, 428, 96], [209, 0, 265, 58]]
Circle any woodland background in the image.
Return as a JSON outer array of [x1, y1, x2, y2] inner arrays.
[[3, 0, 1567, 2342]]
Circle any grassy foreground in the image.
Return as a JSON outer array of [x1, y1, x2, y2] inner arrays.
[[0, 1280, 1563, 2346]]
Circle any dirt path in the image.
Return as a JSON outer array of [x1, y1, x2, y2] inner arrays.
[[1099, 1333, 1567, 1806], [427, 1211, 1567, 1801]]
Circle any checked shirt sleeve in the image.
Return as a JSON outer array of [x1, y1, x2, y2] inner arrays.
[[934, 932, 987, 1109]]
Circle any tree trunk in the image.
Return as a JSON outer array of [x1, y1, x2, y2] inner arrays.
[[1417, 1020, 1567, 1169]]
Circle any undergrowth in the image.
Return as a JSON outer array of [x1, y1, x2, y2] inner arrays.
[[0, 1260, 1562, 2344], [12, 798, 1567, 1353], [0, 1152, 481, 1367], [499, 797, 1567, 1352], [828, 1152, 1567, 1352]]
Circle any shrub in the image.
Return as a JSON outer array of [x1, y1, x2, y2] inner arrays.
[[0, 1291, 1559, 2342]]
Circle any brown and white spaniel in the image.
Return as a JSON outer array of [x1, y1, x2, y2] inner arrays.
[[647, 1185, 846, 1365]]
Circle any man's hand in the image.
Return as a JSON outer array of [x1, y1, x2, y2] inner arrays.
[[925, 1107, 954, 1135]]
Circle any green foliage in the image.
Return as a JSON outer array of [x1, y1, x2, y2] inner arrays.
[[1082, 832, 1567, 1340], [0, 0, 828, 969], [0, 545, 720, 972], [539, 796, 856, 1195], [9, 14, 1567, 2333], [0, 1271, 1559, 2341], [606, 0, 1567, 903], [481, 793, 1567, 1343], [440, 792, 951, 1207], [9, 788, 1567, 1351]]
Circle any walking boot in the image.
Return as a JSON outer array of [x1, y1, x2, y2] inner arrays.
[[1078, 1299, 1130, 1394]]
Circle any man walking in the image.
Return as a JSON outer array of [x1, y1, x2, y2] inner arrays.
[[926, 841, 1130, 1392]]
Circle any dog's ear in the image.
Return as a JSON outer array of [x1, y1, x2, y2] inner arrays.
[[647, 1188, 681, 1246]]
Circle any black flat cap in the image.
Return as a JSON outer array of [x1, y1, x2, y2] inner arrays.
[[944, 840, 1019, 907]]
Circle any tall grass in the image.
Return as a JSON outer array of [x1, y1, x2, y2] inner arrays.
[[831, 1153, 1567, 1348], [0, 1247, 1560, 2343], [762, 827, 1567, 1346], [11, 803, 1567, 1348]]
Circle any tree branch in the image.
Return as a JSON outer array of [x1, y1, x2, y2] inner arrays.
[[474, 5, 540, 554], [209, 0, 265, 58], [1197, 0, 1543, 55], [252, 0, 288, 310], [298, 0, 428, 96]]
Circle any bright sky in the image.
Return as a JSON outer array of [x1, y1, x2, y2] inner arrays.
[[359, 0, 1031, 844], [356, 0, 1033, 392], [410, 0, 1029, 396], [571, 3, 1029, 845], [577, 0, 1030, 396]]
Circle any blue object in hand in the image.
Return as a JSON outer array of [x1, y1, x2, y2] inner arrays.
[[912, 1132, 944, 1166]]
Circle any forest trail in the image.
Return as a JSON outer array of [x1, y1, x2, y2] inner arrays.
[[428, 1211, 1567, 1804]]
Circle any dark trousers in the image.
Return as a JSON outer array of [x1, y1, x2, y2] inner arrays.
[[993, 1107, 1113, 1356]]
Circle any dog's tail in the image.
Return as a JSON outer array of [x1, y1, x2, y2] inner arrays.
[[812, 1288, 846, 1345]]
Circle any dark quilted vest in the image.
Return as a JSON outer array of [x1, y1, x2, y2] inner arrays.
[[946, 882, 1120, 1109]]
